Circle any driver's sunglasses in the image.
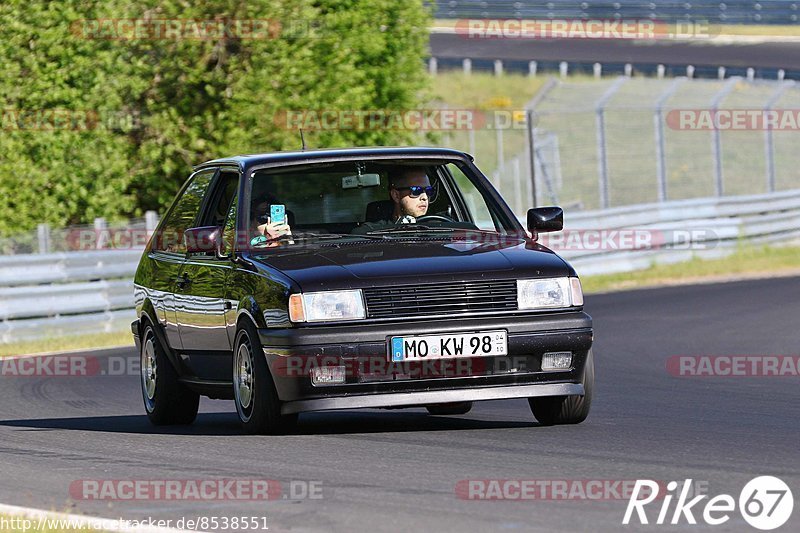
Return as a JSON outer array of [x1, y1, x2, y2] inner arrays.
[[392, 185, 436, 200]]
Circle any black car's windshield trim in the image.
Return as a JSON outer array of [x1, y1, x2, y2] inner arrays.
[[246, 153, 471, 175]]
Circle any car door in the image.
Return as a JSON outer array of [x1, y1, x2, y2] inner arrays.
[[145, 168, 217, 351], [174, 168, 239, 373]]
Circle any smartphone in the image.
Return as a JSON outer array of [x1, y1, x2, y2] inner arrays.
[[270, 204, 286, 225]]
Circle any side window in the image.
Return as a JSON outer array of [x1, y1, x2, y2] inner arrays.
[[153, 169, 216, 253], [447, 163, 497, 231], [221, 193, 238, 255], [199, 171, 239, 228]]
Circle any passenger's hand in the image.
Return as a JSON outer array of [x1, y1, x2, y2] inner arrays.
[[257, 218, 292, 240]]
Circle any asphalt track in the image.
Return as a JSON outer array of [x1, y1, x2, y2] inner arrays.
[[0, 277, 798, 532], [430, 33, 800, 71]]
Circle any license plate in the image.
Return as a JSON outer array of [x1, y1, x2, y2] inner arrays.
[[390, 330, 507, 362]]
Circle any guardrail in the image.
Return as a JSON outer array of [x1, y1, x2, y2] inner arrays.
[[542, 189, 800, 276], [433, 0, 800, 24], [0, 252, 141, 344], [1, 189, 799, 344]]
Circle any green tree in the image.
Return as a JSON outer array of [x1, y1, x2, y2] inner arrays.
[[0, 0, 431, 235]]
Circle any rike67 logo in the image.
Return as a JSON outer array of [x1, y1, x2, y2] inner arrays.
[[624, 476, 794, 530]]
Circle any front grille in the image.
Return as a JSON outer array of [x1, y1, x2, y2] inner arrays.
[[363, 280, 518, 319]]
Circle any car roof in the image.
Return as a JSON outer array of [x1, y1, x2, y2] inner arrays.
[[193, 146, 473, 171]]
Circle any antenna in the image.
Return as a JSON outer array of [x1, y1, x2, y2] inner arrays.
[[299, 129, 306, 151]]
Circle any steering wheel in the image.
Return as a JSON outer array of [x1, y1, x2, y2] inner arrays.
[[416, 214, 456, 223]]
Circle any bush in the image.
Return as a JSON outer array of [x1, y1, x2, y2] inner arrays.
[[0, 0, 431, 234]]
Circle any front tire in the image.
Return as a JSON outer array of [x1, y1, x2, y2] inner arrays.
[[140, 322, 199, 425], [529, 349, 594, 426], [233, 321, 297, 435]]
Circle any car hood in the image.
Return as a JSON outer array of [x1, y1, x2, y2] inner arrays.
[[249, 237, 572, 292]]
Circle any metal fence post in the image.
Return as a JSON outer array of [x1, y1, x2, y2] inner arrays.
[[654, 78, 687, 202], [524, 77, 559, 208], [512, 157, 522, 214], [595, 77, 628, 209], [468, 128, 476, 159], [710, 78, 739, 197], [145, 210, 159, 233], [764, 81, 794, 193], [495, 112, 505, 183], [36, 223, 51, 254], [94, 217, 108, 249], [527, 114, 537, 208], [494, 59, 503, 76]]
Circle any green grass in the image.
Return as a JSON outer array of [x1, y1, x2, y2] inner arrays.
[[428, 71, 551, 110], [425, 72, 599, 209], [714, 24, 800, 37], [510, 76, 800, 209], [426, 71, 552, 172], [582, 244, 800, 294], [0, 331, 133, 357]]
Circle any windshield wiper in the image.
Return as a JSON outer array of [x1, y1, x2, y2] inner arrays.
[[365, 226, 503, 236], [365, 225, 442, 235], [253, 232, 387, 246]]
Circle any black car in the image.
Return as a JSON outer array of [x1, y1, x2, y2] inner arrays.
[[132, 147, 593, 434]]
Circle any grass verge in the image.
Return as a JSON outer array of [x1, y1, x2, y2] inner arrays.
[[0, 331, 133, 357], [582, 244, 800, 294]]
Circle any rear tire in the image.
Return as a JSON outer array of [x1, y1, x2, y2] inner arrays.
[[529, 349, 594, 426], [140, 322, 199, 425], [233, 321, 298, 435], [425, 402, 473, 416]]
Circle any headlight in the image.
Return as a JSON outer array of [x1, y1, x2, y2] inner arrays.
[[517, 277, 582, 310], [289, 290, 366, 323]]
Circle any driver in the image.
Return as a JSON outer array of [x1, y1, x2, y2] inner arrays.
[[387, 167, 434, 223], [351, 167, 438, 234]]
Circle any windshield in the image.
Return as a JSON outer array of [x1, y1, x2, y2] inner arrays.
[[245, 159, 517, 248]]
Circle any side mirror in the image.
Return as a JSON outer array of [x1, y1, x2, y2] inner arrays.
[[184, 226, 224, 257], [527, 207, 563, 236]]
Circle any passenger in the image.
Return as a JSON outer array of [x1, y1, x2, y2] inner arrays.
[[249, 193, 292, 246]]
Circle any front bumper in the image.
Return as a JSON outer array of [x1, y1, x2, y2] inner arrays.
[[259, 311, 593, 413]]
